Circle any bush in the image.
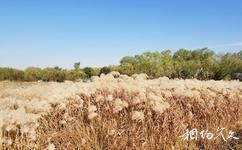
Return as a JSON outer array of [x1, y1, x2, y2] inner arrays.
[[66, 70, 86, 81], [118, 63, 134, 76], [83, 67, 101, 78], [0, 68, 24, 81], [24, 67, 42, 81], [99, 67, 111, 75], [41, 67, 66, 82]]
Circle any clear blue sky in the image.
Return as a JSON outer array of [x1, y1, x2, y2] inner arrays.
[[1, 0, 242, 69]]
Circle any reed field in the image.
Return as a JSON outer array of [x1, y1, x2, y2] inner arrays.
[[0, 72, 242, 150]]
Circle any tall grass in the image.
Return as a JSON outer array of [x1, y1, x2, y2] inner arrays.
[[0, 73, 241, 149]]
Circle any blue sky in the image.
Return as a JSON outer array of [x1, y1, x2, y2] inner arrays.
[[0, 0, 242, 69]]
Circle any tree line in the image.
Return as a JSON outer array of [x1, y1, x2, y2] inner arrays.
[[0, 48, 242, 82], [0, 63, 110, 82], [115, 48, 242, 80]]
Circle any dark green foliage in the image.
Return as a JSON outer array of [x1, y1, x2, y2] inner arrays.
[[83, 67, 99, 78], [74, 62, 80, 71], [100, 67, 111, 75]]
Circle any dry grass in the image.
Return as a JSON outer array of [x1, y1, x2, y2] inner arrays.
[[0, 73, 242, 150], [36, 92, 242, 150]]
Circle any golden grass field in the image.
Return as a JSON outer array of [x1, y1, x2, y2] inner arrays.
[[0, 72, 242, 150]]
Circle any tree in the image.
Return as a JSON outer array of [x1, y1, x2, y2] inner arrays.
[[194, 48, 218, 80], [100, 67, 111, 75], [91, 67, 101, 76], [74, 62, 80, 71], [160, 50, 174, 78], [173, 49, 192, 60], [119, 63, 134, 76], [83, 67, 100, 78], [234, 50, 242, 60], [120, 56, 136, 65], [133, 51, 164, 78], [215, 54, 242, 80], [0, 48, 241, 82]]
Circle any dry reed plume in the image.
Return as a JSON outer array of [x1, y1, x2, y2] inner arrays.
[[0, 72, 242, 149]]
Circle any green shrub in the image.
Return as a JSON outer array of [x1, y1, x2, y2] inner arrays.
[[41, 67, 66, 82], [66, 70, 86, 81], [83, 67, 100, 78], [99, 67, 111, 75], [0, 68, 24, 81], [24, 67, 42, 81], [118, 63, 134, 76]]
